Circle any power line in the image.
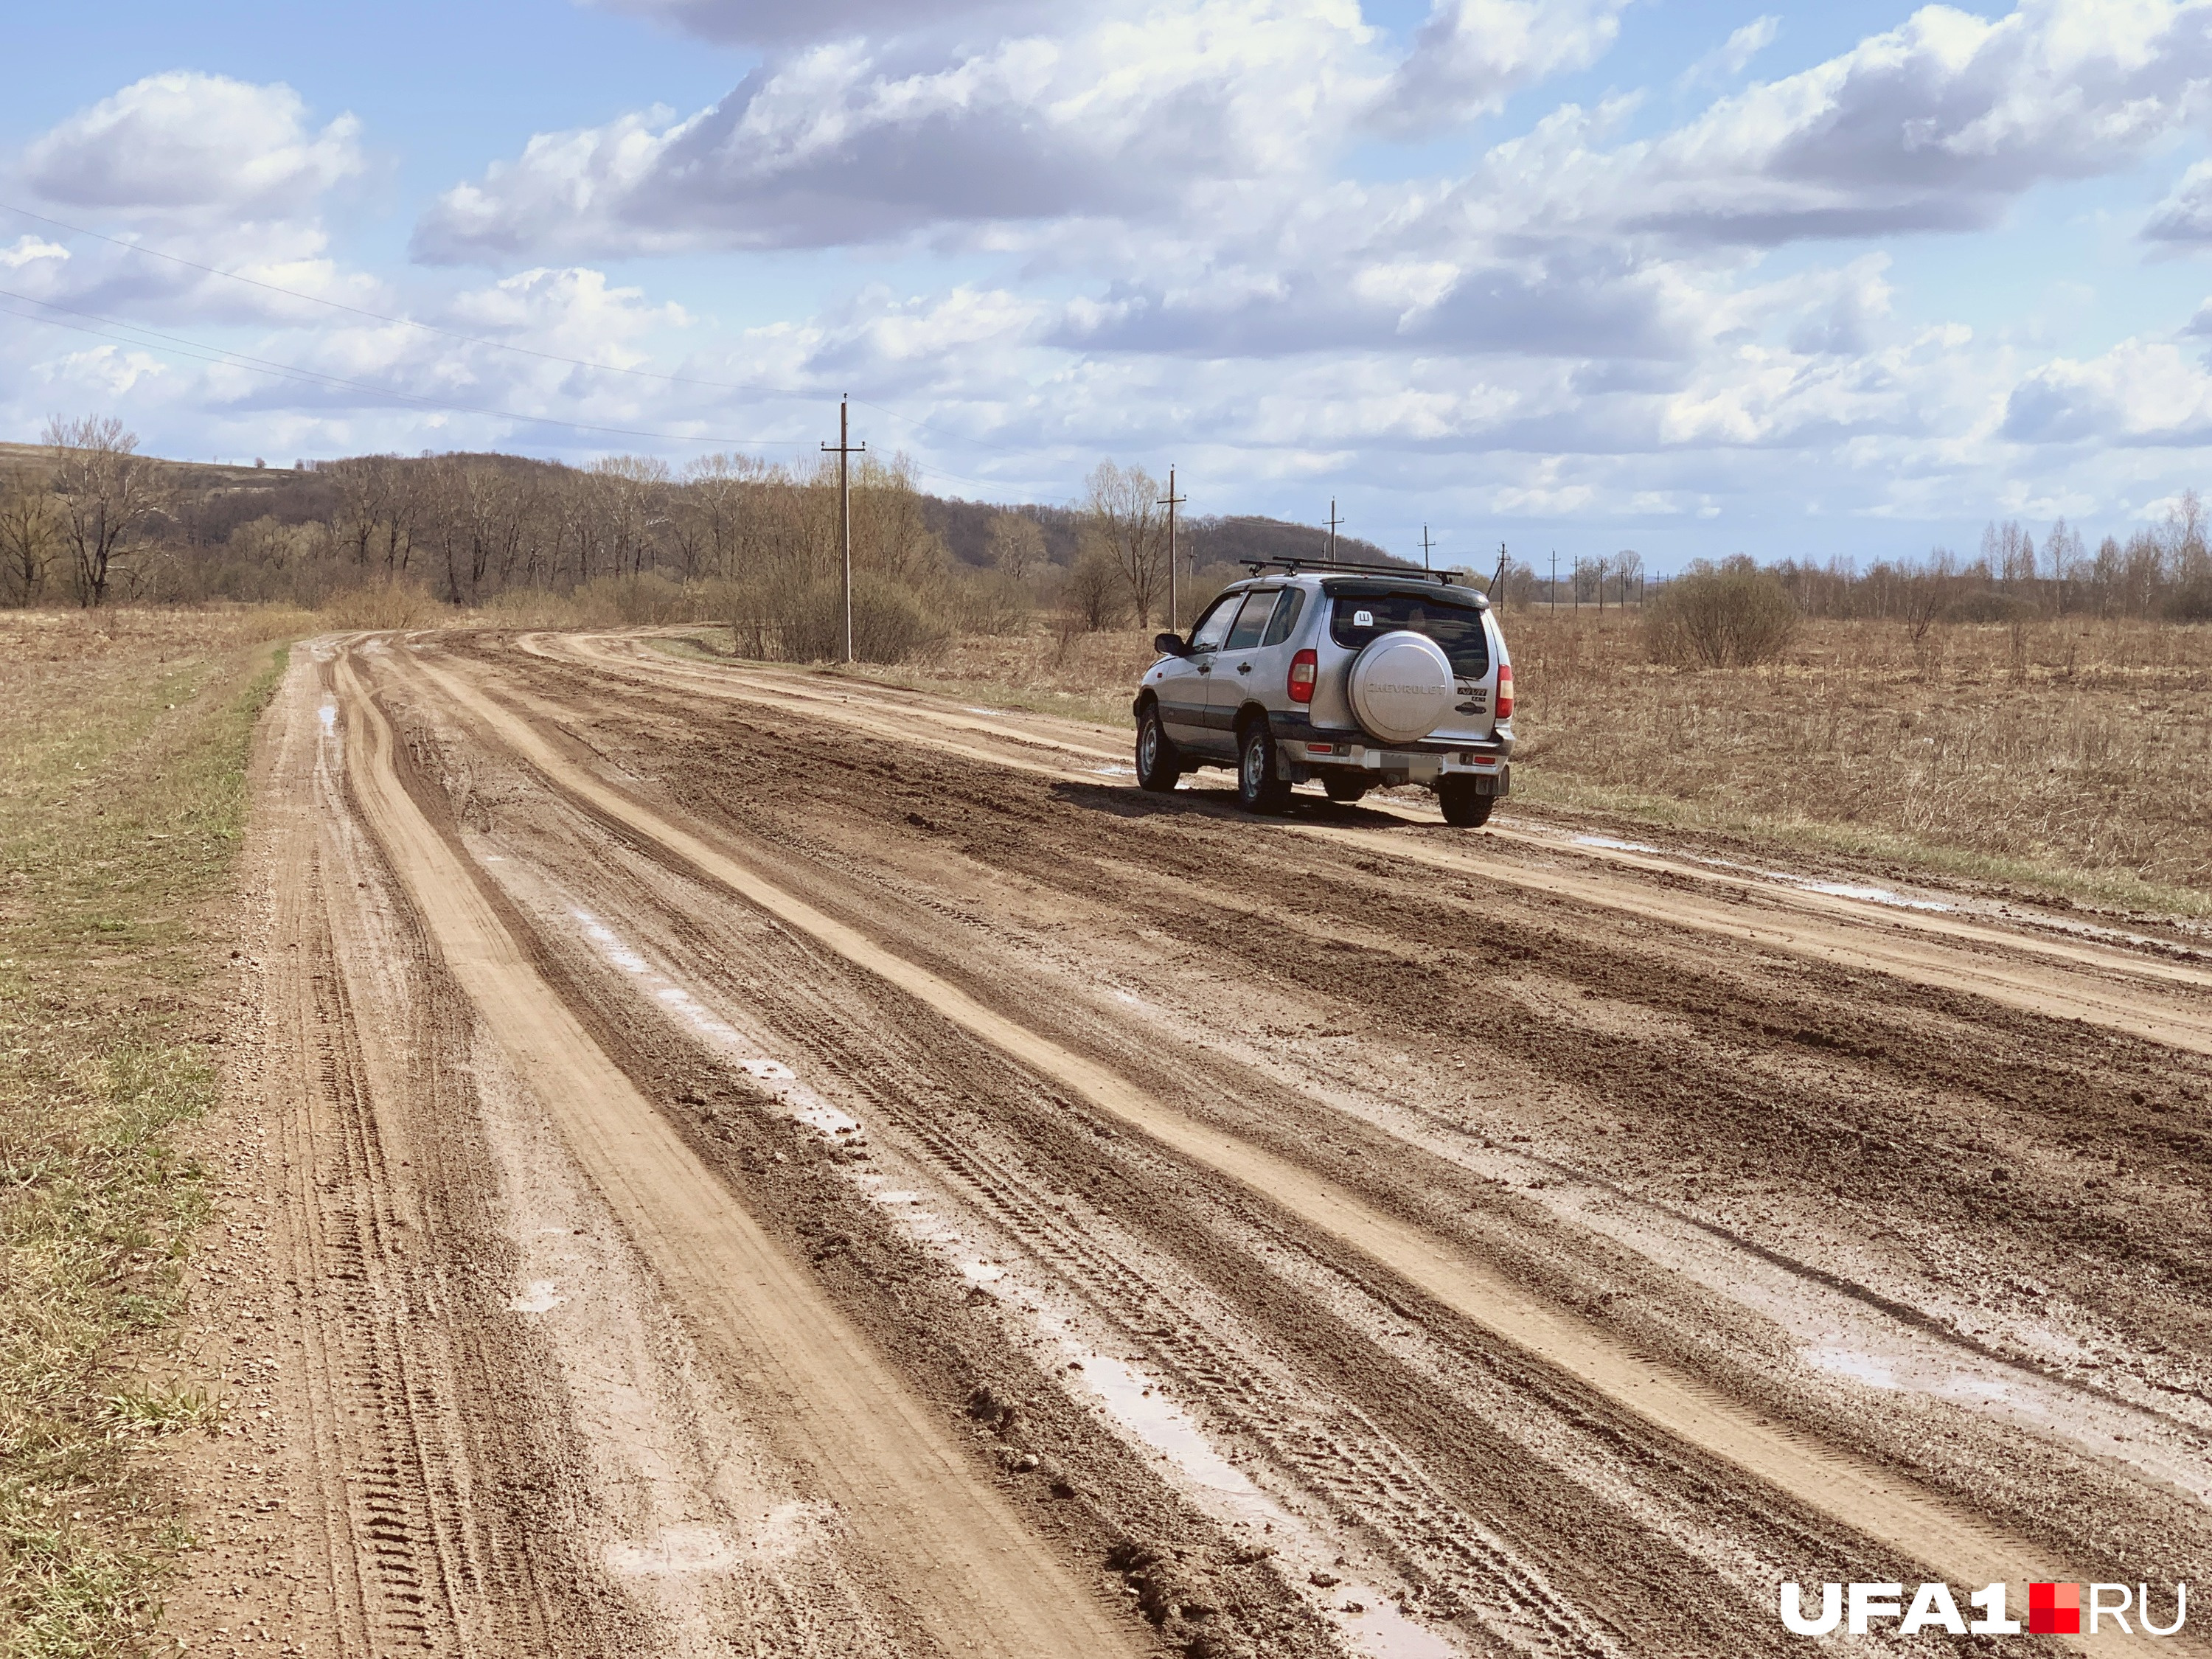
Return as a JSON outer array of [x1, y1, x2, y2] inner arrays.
[[0, 287, 810, 450]]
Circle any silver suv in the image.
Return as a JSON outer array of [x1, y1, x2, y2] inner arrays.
[[1132, 557, 1514, 827]]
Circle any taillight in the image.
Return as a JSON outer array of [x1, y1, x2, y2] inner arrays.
[[1495, 663, 1514, 721], [1288, 649, 1317, 704]]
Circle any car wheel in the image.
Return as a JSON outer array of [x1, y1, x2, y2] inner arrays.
[[1321, 776, 1368, 804], [1438, 779, 1495, 828], [1135, 704, 1183, 793], [1237, 720, 1293, 815]]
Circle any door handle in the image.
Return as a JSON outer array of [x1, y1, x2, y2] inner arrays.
[[1196, 664, 1212, 674], [1236, 663, 1253, 674]]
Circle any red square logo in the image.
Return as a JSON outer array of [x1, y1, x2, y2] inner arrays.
[[2029, 1582, 2081, 1635]]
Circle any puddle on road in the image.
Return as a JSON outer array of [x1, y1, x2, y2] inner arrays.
[[1570, 832, 1957, 913], [1571, 833, 1663, 856], [1797, 879, 1952, 911], [546, 901, 1467, 1658]]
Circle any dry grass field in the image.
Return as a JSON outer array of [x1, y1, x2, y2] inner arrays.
[[1506, 611, 2212, 909], [0, 609, 291, 1655], [827, 611, 2212, 914]]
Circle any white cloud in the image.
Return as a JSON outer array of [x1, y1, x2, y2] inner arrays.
[[1370, 0, 1630, 138], [1678, 15, 1779, 88], [414, 1, 1377, 260], [21, 72, 364, 217], [19, 5, 2212, 549], [2144, 156, 2212, 243], [1610, 0, 2212, 247], [2002, 338, 2212, 445], [0, 235, 69, 270]]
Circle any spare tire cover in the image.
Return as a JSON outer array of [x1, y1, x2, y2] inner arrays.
[[1347, 630, 1455, 745]]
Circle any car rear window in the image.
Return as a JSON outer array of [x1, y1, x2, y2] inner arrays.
[[1330, 594, 1489, 679]]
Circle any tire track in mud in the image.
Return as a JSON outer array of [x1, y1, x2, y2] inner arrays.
[[538, 630, 2212, 1029], [490, 636, 2212, 1475], [327, 646, 1146, 1659], [521, 632, 2212, 1441], [394, 681, 1826, 1656], [395, 646, 2168, 1653], [179, 641, 636, 1659]]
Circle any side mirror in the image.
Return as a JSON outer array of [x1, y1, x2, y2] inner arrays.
[[1153, 632, 1189, 657]]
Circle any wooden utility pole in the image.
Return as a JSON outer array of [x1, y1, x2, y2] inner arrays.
[[1549, 549, 1557, 613], [1158, 467, 1186, 630], [1326, 500, 1343, 565], [1420, 524, 1434, 571], [821, 397, 865, 664], [1494, 540, 1507, 599]]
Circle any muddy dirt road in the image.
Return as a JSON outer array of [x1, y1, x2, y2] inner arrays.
[[182, 630, 2212, 1658]]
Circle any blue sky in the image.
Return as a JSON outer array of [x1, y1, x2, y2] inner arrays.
[[7, 0, 2212, 571]]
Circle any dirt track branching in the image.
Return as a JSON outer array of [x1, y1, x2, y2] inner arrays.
[[723, 611, 2212, 916], [0, 611, 288, 1658]]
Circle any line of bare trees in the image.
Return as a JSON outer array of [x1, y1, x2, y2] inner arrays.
[[1, 417, 175, 607], [1767, 497, 2212, 625]]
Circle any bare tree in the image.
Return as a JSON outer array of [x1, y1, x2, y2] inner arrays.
[[680, 453, 762, 580], [46, 415, 166, 607], [0, 476, 60, 605], [586, 455, 672, 579], [1082, 460, 1167, 627], [1614, 549, 1644, 607], [987, 511, 1046, 580], [1902, 548, 1954, 646]]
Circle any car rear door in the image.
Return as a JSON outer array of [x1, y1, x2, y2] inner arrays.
[[1327, 588, 1496, 742], [1211, 586, 1303, 726]]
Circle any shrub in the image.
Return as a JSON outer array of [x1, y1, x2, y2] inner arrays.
[[1060, 545, 1130, 633], [1644, 557, 1800, 668], [776, 574, 949, 664], [319, 580, 448, 630]]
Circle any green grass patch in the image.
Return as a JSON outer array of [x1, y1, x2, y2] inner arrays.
[[0, 615, 290, 1658]]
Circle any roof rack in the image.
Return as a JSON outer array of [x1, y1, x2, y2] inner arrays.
[[1237, 555, 1458, 585]]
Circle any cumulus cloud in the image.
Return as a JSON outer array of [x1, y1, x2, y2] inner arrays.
[[1611, 0, 2212, 246], [2143, 157, 2212, 243], [1371, 0, 1630, 137], [414, 1, 1375, 260], [2002, 339, 2212, 445], [21, 71, 364, 217]]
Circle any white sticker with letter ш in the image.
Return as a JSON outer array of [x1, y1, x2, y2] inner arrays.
[[1353, 609, 1374, 627]]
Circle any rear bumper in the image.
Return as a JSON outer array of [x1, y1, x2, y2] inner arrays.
[[1279, 735, 1510, 793]]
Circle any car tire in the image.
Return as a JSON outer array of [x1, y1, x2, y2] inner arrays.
[[1321, 776, 1368, 804], [1438, 779, 1495, 828], [1237, 720, 1293, 815], [1135, 703, 1183, 793]]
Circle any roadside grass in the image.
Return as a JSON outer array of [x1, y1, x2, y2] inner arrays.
[[1504, 612, 2212, 915], [0, 608, 293, 1658]]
